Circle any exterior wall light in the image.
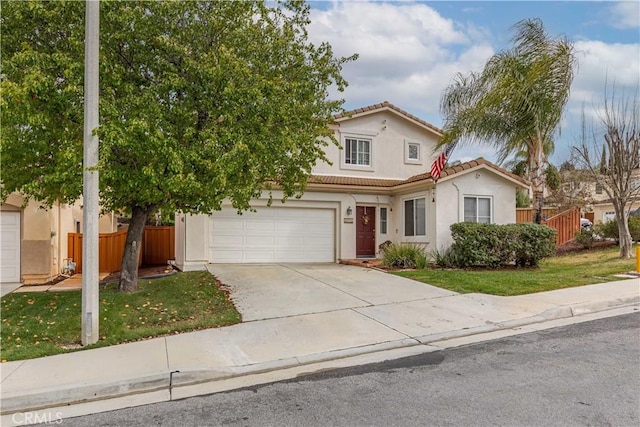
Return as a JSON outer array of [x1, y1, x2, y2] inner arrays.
[[346, 206, 353, 216]]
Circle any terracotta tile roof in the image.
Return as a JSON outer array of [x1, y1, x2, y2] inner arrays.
[[436, 157, 529, 186], [308, 157, 530, 189], [333, 101, 443, 136], [307, 175, 404, 188]]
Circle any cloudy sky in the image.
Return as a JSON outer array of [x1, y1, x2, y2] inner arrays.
[[306, 0, 640, 165]]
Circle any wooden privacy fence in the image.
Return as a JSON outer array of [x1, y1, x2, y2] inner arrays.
[[541, 207, 581, 247], [516, 208, 558, 223], [68, 226, 175, 274]]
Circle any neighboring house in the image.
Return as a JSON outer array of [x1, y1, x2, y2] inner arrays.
[[592, 198, 640, 224], [0, 192, 117, 284], [175, 102, 529, 270], [586, 168, 640, 223]]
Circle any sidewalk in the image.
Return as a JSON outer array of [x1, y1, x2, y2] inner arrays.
[[1, 274, 638, 425]]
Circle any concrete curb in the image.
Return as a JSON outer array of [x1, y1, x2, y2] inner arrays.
[[2, 297, 638, 418], [1, 373, 170, 414]]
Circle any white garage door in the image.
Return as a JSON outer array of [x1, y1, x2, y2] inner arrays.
[[210, 207, 335, 263], [0, 212, 21, 283]]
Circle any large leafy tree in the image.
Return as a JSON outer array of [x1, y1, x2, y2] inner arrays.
[[439, 19, 577, 223], [1, 1, 356, 291]]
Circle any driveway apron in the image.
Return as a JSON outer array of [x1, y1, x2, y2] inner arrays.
[[205, 263, 455, 322]]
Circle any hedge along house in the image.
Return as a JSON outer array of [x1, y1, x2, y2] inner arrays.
[[175, 102, 530, 270], [0, 192, 117, 284]]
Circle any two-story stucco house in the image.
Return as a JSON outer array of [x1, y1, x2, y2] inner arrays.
[[175, 102, 529, 270]]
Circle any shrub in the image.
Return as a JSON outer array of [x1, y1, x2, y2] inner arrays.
[[445, 222, 556, 268], [431, 246, 462, 269], [381, 243, 427, 269], [510, 223, 556, 267], [596, 220, 619, 241], [596, 216, 640, 242], [449, 223, 518, 268], [574, 229, 596, 248]]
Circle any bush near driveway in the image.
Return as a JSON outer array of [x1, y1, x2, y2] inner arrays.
[[0, 272, 241, 362]]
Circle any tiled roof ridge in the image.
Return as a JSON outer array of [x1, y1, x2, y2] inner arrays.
[[308, 157, 530, 188], [333, 101, 443, 135]]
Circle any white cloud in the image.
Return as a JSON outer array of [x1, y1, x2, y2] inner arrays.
[[305, 2, 639, 165], [608, 1, 640, 29], [572, 40, 640, 103], [552, 40, 640, 163], [308, 1, 494, 118]]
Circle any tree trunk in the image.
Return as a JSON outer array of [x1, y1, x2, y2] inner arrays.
[[533, 190, 544, 224], [616, 206, 633, 258], [529, 140, 546, 224], [118, 206, 153, 292]]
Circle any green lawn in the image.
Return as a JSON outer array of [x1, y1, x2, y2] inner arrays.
[[1, 271, 241, 362], [394, 246, 637, 296]]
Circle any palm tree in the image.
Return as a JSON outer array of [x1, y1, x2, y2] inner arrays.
[[440, 19, 577, 223]]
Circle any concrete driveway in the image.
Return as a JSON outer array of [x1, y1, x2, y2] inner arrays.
[[205, 263, 456, 321]]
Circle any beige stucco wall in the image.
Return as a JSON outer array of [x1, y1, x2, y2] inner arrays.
[[433, 167, 519, 250], [1, 192, 118, 284], [312, 111, 441, 180]]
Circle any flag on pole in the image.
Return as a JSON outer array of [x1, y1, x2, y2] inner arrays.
[[429, 140, 458, 182]]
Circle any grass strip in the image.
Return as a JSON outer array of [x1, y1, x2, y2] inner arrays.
[[1, 271, 241, 362], [394, 246, 636, 296]]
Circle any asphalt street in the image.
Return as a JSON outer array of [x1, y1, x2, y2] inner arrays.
[[53, 312, 640, 427]]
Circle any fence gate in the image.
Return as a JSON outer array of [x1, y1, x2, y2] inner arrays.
[[68, 226, 175, 273]]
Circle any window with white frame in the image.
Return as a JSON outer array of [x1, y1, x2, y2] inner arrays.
[[464, 196, 492, 223], [380, 207, 388, 234], [595, 182, 603, 194], [405, 141, 421, 164], [404, 197, 426, 236], [344, 137, 371, 166]]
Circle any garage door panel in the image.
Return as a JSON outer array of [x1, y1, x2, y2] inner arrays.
[[245, 251, 275, 262], [305, 223, 333, 235], [277, 222, 304, 234], [245, 235, 276, 246], [276, 250, 307, 261], [276, 236, 304, 247], [211, 235, 243, 246], [246, 222, 275, 232], [212, 220, 243, 233], [211, 250, 245, 261], [1, 212, 21, 283], [210, 207, 334, 263], [303, 236, 333, 249]]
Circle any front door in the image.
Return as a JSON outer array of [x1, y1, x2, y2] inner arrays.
[[356, 206, 376, 257]]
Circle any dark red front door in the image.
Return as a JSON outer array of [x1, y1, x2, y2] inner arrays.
[[356, 206, 376, 257]]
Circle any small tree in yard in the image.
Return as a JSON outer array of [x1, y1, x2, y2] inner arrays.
[[572, 86, 640, 258], [1, 1, 356, 292]]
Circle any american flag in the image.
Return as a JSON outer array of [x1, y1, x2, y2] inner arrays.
[[430, 140, 458, 182]]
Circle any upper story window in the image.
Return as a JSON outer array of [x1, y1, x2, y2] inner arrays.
[[405, 141, 421, 164], [345, 138, 371, 166], [464, 196, 492, 223], [595, 182, 603, 194]]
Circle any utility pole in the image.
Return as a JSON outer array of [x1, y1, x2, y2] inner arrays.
[[82, 0, 100, 345]]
